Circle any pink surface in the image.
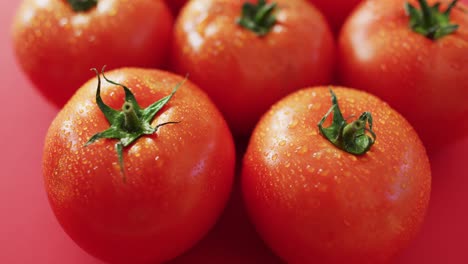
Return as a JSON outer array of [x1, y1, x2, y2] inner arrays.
[[1, 1, 467, 263]]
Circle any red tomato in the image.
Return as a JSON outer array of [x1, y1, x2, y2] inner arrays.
[[308, 0, 361, 34], [242, 87, 431, 263], [338, 0, 468, 152], [171, 0, 334, 136], [42, 68, 235, 263], [394, 136, 468, 263], [12, 0, 173, 107]]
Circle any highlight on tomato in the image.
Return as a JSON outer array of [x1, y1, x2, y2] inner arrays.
[[242, 86, 431, 263], [12, 0, 173, 106], [42, 67, 235, 263], [171, 0, 335, 136]]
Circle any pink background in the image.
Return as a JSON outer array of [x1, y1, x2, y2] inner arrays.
[[1, 1, 467, 263]]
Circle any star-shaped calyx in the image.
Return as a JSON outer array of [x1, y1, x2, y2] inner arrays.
[[405, 0, 459, 40], [318, 89, 376, 155], [85, 68, 184, 180]]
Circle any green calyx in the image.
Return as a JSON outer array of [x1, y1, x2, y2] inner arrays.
[[66, 0, 98, 12], [237, 0, 277, 36], [405, 0, 459, 40], [318, 89, 376, 155], [85, 67, 183, 180]]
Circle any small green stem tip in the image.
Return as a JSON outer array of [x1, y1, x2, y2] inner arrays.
[[405, 0, 459, 40], [237, 0, 277, 36], [318, 89, 376, 155], [66, 0, 98, 12]]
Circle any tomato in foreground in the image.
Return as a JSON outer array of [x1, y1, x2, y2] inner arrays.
[[171, 0, 334, 136], [338, 0, 468, 152], [242, 87, 431, 263], [12, 0, 173, 107], [42, 68, 235, 263], [308, 0, 361, 34]]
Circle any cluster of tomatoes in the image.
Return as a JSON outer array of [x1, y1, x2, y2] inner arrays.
[[12, 0, 467, 263]]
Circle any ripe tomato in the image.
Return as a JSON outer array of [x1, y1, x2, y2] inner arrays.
[[12, 0, 173, 107], [242, 87, 431, 263], [171, 0, 334, 136], [42, 68, 235, 263], [338, 0, 468, 152], [308, 0, 361, 34]]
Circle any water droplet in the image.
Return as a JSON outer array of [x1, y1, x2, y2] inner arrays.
[[297, 146, 308, 155], [306, 165, 315, 173], [279, 140, 286, 146], [272, 154, 278, 161], [344, 219, 351, 227], [450, 63, 461, 70], [402, 42, 410, 50], [288, 119, 298, 129], [285, 162, 291, 168]]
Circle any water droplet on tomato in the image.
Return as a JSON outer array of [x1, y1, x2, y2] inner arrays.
[[450, 63, 461, 70]]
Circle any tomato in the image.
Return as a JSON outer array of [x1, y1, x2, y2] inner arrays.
[[42, 68, 235, 263], [242, 87, 431, 263], [308, 0, 361, 34], [338, 0, 468, 152], [165, 0, 187, 14], [394, 136, 468, 263], [171, 0, 334, 136], [12, 0, 173, 107]]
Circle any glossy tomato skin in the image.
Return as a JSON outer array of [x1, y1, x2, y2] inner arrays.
[[42, 68, 235, 263], [242, 87, 431, 264], [338, 0, 468, 152], [171, 0, 334, 136], [308, 0, 361, 34], [12, 0, 173, 107]]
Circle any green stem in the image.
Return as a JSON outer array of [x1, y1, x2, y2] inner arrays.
[[237, 0, 277, 36], [85, 67, 183, 181], [122, 102, 142, 133], [405, 0, 459, 40], [318, 90, 376, 155], [66, 0, 98, 12], [342, 120, 365, 146]]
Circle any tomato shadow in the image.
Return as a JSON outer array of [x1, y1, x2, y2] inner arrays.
[[166, 136, 284, 264]]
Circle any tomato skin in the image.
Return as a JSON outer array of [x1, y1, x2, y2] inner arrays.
[[42, 68, 235, 263], [338, 0, 468, 152], [12, 0, 173, 107], [171, 0, 334, 136], [308, 0, 361, 34], [242, 87, 431, 264]]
